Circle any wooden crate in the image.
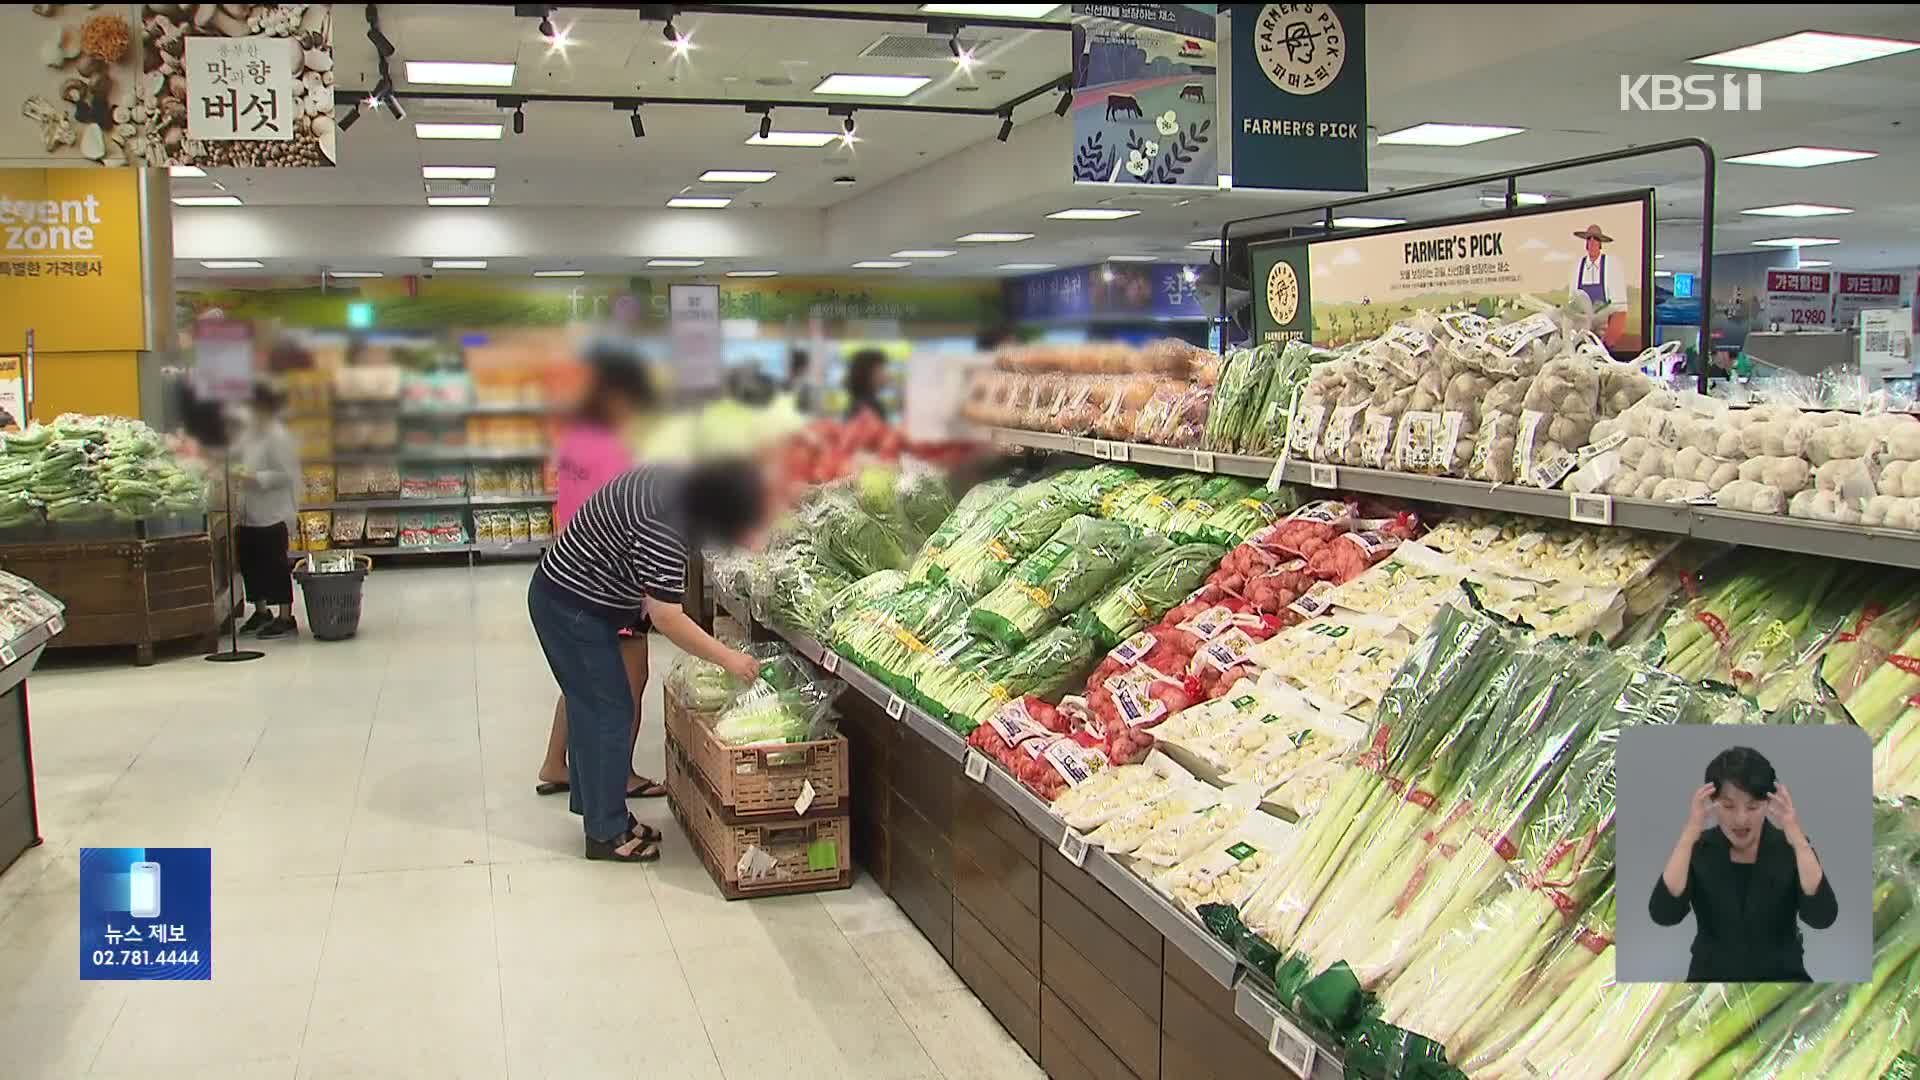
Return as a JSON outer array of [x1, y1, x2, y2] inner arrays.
[[0, 523, 225, 665], [663, 688, 848, 820], [665, 738, 851, 899]]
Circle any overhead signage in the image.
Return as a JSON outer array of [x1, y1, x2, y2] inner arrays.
[[1251, 194, 1652, 353], [1230, 3, 1368, 192], [0, 168, 147, 352], [1763, 268, 1832, 329], [669, 284, 722, 393], [1004, 263, 1206, 322], [1834, 272, 1903, 329], [1068, 4, 1218, 187], [1860, 308, 1914, 381]]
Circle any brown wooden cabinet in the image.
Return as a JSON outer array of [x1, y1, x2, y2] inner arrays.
[[0, 517, 227, 665]]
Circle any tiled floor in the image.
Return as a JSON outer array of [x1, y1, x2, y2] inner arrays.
[[0, 564, 1043, 1080]]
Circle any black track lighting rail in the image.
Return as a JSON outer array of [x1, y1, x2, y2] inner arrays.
[[335, 78, 1068, 123]]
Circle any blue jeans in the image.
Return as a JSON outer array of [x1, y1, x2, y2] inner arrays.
[[527, 573, 635, 844]]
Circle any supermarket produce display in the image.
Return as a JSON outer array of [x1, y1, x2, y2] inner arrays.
[[0, 415, 208, 526], [708, 332, 1920, 1077]]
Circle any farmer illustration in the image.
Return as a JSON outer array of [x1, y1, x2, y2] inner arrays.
[[1570, 224, 1630, 345]]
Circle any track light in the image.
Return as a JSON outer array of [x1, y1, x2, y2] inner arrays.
[[383, 90, 407, 121], [537, 6, 555, 39], [948, 32, 961, 57], [840, 113, 858, 146], [630, 107, 645, 138], [365, 4, 394, 58], [759, 113, 773, 140], [997, 112, 1012, 142], [1055, 85, 1072, 116], [513, 105, 525, 135], [844, 114, 857, 135], [663, 15, 678, 42], [338, 102, 360, 131]]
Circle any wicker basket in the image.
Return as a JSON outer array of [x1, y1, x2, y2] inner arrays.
[[664, 686, 849, 820], [666, 739, 851, 899]]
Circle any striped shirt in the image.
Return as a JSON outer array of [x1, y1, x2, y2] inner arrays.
[[537, 467, 687, 614]]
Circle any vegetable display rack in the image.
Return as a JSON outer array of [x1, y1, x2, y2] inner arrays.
[[663, 686, 849, 820]]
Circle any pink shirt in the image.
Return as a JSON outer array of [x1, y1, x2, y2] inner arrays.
[[552, 422, 634, 532]]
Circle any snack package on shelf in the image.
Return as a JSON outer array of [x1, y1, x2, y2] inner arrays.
[[301, 465, 335, 505], [364, 510, 398, 547], [299, 510, 331, 551], [330, 509, 366, 545]]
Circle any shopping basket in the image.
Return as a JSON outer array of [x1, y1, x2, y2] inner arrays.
[[292, 554, 373, 641]]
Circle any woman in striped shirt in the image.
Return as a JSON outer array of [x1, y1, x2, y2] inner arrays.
[[529, 458, 767, 862]]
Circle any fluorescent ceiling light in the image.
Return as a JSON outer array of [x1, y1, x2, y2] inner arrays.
[[956, 232, 1033, 243], [666, 196, 731, 209], [431, 260, 487, 269], [698, 169, 776, 183], [920, 3, 1060, 16], [852, 260, 911, 269], [533, 270, 584, 277], [1751, 237, 1841, 247], [1797, 259, 1832, 268], [326, 270, 383, 278], [1378, 123, 1523, 146], [1186, 238, 1223, 249], [1332, 216, 1406, 228], [1691, 31, 1919, 73], [169, 165, 206, 178], [404, 61, 517, 86], [1107, 254, 1156, 262], [998, 263, 1057, 271], [745, 130, 839, 147], [647, 259, 706, 268], [428, 196, 491, 206], [812, 73, 932, 97], [1727, 146, 1878, 168], [891, 249, 956, 259], [1483, 192, 1548, 206], [727, 270, 780, 277], [1655, 270, 1674, 277], [1741, 203, 1853, 218], [422, 165, 497, 180], [414, 122, 504, 140], [199, 260, 262, 269], [173, 195, 242, 206], [1047, 208, 1141, 221]]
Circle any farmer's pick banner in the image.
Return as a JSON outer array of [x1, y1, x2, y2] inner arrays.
[[1230, 3, 1367, 191], [1069, 4, 1218, 186], [1252, 195, 1652, 352]]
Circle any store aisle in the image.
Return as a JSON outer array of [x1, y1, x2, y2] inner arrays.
[[0, 564, 1042, 1080]]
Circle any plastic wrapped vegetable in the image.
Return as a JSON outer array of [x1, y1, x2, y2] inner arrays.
[[816, 494, 911, 578], [831, 582, 973, 692], [1113, 474, 1206, 534], [711, 686, 833, 746], [665, 654, 745, 712], [1195, 486, 1301, 547], [821, 570, 908, 633], [1159, 476, 1255, 543], [919, 624, 1100, 733], [909, 478, 1013, 581], [1079, 542, 1229, 647], [966, 516, 1159, 651], [896, 465, 956, 539], [932, 478, 1091, 598]]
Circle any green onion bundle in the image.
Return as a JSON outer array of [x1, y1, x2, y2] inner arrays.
[[966, 516, 1160, 652], [1077, 542, 1227, 647]]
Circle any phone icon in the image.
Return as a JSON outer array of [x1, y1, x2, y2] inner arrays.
[[128, 861, 161, 919]]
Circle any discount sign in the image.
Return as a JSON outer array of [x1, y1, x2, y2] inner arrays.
[[1764, 268, 1832, 328]]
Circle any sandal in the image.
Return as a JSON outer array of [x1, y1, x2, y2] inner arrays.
[[534, 780, 569, 796], [625, 813, 662, 844], [585, 829, 660, 863], [628, 777, 668, 799]]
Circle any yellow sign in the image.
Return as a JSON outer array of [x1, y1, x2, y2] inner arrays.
[[0, 168, 147, 352]]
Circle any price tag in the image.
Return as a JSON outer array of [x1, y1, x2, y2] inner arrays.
[[48, 615, 63, 635], [1192, 450, 1216, 473], [964, 750, 990, 783], [1309, 463, 1338, 489], [794, 779, 817, 816], [1109, 441, 1130, 463], [885, 694, 907, 720], [1268, 1011, 1319, 1077], [1058, 828, 1089, 867], [1088, 439, 1111, 460], [0, 644, 16, 665], [820, 651, 839, 674], [1569, 492, 1614, 526]]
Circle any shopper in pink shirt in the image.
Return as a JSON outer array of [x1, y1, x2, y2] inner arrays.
[[536, 355, 664, 800]]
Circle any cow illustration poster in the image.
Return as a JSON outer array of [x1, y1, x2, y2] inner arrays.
[[1069, 4, 1218, 186]]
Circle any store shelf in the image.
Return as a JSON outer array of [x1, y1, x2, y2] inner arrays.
[[306, 447, 549, 463], [472, 540, 549, 557], [463, 448, 550, 461], [0, 616, 62, 696], [467, 494, 556, 506], [469, 402, 553, 416], [711, 585, 756, 631], [1234, 979, 1347, 1080], [987, 426, 1920, 570], [373, 543, 477, 556], [301, 497, 470, 511]]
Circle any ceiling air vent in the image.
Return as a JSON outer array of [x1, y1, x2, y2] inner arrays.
[[860, 32, 994, 61]]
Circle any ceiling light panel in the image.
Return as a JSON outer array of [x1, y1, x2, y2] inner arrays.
[[404, 61, 517, 86], [422, 165, 497, 180], [1726, 146, 1878, 168], [1107, 254, 1156, 262], [647, 259, 706, 267], [812, 73, 932, 97], [169, 165, 206, 178], [955, 232, 1033, 243], [533, 269, 584, 277], [1186, 238, 1223, 249], [891, 250, 956, 258], [427, 196, 491, 206], [1797, 260, 1833, 268], [1741, 204, 1853, 218], [173, 195, 242, 206], [698, 170, 777, 183], [666, 197, 731, 209], [1047, 208, 1141, 221], [327, 270, 383, 278], [853, 260, 911, 268], [920, 3, 1061, 16], [1751, 237, 1841, 247], [727, 270, 780, 277], [745, 131, 840, 147], [1377, 123, 1524, 146], [414, 122, 504, 140], [200, 260, 262, 269], [1691, 31, 1919, 73], [1332, 216, 1407, 228], [431, 260, 487, 269], [998, 263, 1057, 271]]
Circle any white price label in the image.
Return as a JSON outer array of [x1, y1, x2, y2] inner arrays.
[[964, 750, 990, 783], [1268, 1012, 1319, 1077], [0, 644, 15, 665], [1109, 441, 1130, 463], [48, 615, 63, 635], [1192, 450, 1216, 473], [1569, 492, 1614, 526], [1088, 439, 1111, 460], [1309, 463, 1338, 489], [1058, 828, 1089, 867], [820, 651, 839, 674], [885, 694, 907, 720], [794, 778, 817, 815]]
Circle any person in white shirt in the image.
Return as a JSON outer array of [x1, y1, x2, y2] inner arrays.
[[233, 383, 302, 639], [1570, 224, 1630, 346]]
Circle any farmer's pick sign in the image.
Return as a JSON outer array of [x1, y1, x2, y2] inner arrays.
[[1231, 4, 1368, 191]]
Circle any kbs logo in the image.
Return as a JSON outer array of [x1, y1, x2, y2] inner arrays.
[[1619, 73, 1763, 111]]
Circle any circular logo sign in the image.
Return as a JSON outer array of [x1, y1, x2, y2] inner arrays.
[[1267, 261, 1300, 325], [1254, 4, 1348, 96]]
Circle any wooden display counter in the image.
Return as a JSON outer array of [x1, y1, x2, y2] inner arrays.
[[0, 515, 229, 665]]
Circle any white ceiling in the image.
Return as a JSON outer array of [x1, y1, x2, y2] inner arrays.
[[172, 4, 1920, 283]]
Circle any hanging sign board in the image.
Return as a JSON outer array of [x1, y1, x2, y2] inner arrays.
[[1250, 194, 1652, 353], [1834, 272, 1903, 329], [669, 284, 723, 393], [1861, 308, 1914, 382], [1068, 4, 1218, 186], [1230, 3, 1368, 192], [0, 356, 24, 431], [0, 168, 148, 353], [1763, 269, 1833, 329], [192, 319, 254, 404]]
